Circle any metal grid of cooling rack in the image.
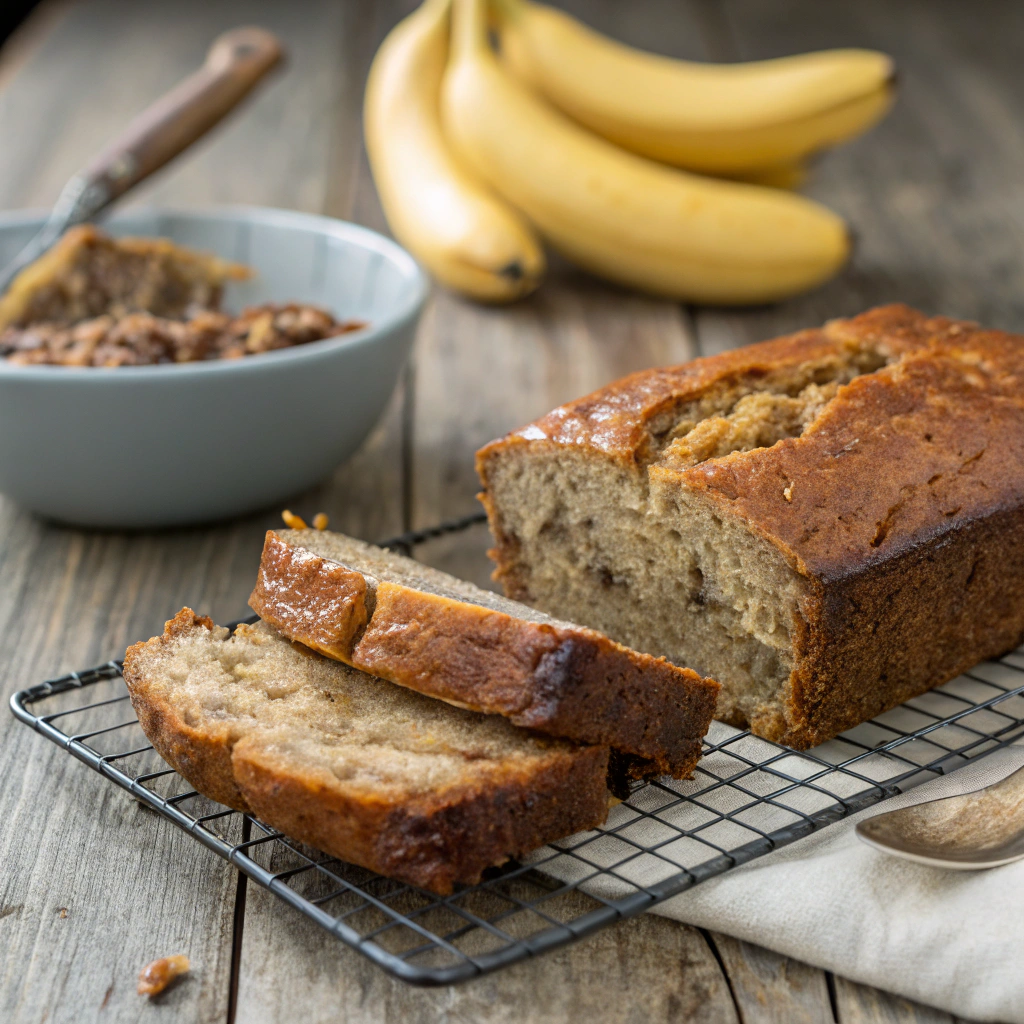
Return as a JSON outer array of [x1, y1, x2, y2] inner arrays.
[[9, 514, 1024, 985]]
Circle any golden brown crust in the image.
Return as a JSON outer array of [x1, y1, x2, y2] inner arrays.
[[771, 502, 1024, 748], [477, 326, 848, 465], [233, 739, 609, 894], [249, 532, 369, 660], [250, 532, 719, 778], [480, 305, 1024, 580], [123, 609, 611, 894], [477, 304, 1024, 749], [675, 309, 1024, 582]]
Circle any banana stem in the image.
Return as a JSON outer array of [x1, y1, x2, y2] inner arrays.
[[451, 0, 490, 58]]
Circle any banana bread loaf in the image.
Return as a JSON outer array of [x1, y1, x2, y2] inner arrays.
[[476, 304, 1024, 749], [249, 529, 719, 779], [123, 609, 610, 894]]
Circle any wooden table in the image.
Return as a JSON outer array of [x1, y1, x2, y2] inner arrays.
[[0, 1, 1015, 1021]]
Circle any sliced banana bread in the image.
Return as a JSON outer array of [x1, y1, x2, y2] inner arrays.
[[0, 224, 249, 329], [123, 609, 610, 894], [476, 304, 1024, 749], [249, 529, 719, 780]]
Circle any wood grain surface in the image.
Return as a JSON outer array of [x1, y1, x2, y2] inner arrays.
[[0, 1, 1011, 1022]]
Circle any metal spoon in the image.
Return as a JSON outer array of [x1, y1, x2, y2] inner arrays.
[[0, 25, 284, 294], [856, 762, 1024, 870]]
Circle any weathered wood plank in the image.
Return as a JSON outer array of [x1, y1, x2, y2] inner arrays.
[[834, 975, 960, 1024], [0, 0, 354, 215], [0, 2, 404, 1022], [0, 517, 241, 1024], [236, 883, 740, 1024], [705, 932, 834, 1024], [694, 0, 1024, 357]]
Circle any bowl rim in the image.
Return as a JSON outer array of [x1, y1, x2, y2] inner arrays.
[[0, 205, 430, 382]]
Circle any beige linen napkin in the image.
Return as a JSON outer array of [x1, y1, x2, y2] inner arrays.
[[535, 742, 1024, 1023]]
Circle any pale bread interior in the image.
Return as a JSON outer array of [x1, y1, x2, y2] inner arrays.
[[132, 617, 585, 800], [278, 528, 587, 629], [483, 344, 893, 734]]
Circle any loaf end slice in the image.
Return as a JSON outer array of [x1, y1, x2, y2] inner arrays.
[[250, 529, 719, 779], [123, 609, 610, 894]]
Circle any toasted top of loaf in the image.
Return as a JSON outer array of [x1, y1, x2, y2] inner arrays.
[[0, 224, 250, 329], [249, 530, 718, 779], [124, 609, 609, 893], [478, 304, 1024, 582]]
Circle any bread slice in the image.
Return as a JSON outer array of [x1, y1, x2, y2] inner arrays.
[[123, 609, 610, 894], [476, 304, 1024, 749], [249, 530, 719, 780], [0, 224, 250, 329]]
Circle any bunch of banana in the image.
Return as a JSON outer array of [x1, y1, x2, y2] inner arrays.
[[495, 0, 895, 180], [364, 0, 895, 305]]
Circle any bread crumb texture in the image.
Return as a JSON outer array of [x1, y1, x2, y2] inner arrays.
[[124, 610, 609, 892], [251, 529, 718, 778]]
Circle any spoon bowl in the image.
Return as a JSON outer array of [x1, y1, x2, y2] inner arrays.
[[856, 763, 1024, 870]]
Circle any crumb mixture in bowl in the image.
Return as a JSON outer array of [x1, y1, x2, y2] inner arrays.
[[1, 303, 363, 366], [0, 224, 364, 366]]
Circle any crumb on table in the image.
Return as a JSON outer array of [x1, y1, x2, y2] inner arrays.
[[137, 954, 190, 997]]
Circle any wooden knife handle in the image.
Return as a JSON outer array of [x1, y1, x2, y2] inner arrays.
[[80, 26, 285, 202]]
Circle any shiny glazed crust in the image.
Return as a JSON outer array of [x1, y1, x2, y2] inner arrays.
[[250, 531, 719, 778], [123, 609, 611, 894], [477, 305, 1024, 748]]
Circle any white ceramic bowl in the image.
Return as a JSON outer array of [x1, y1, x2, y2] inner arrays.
[[0, 207, 427, 528]]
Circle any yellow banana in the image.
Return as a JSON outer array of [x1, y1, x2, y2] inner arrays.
[[441, 0, 849, 306], [495, 0, 895, 175], [364, 0, 544, 302]]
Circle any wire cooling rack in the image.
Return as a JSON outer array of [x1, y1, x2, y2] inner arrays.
[[10, 512, 1024, 986]]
